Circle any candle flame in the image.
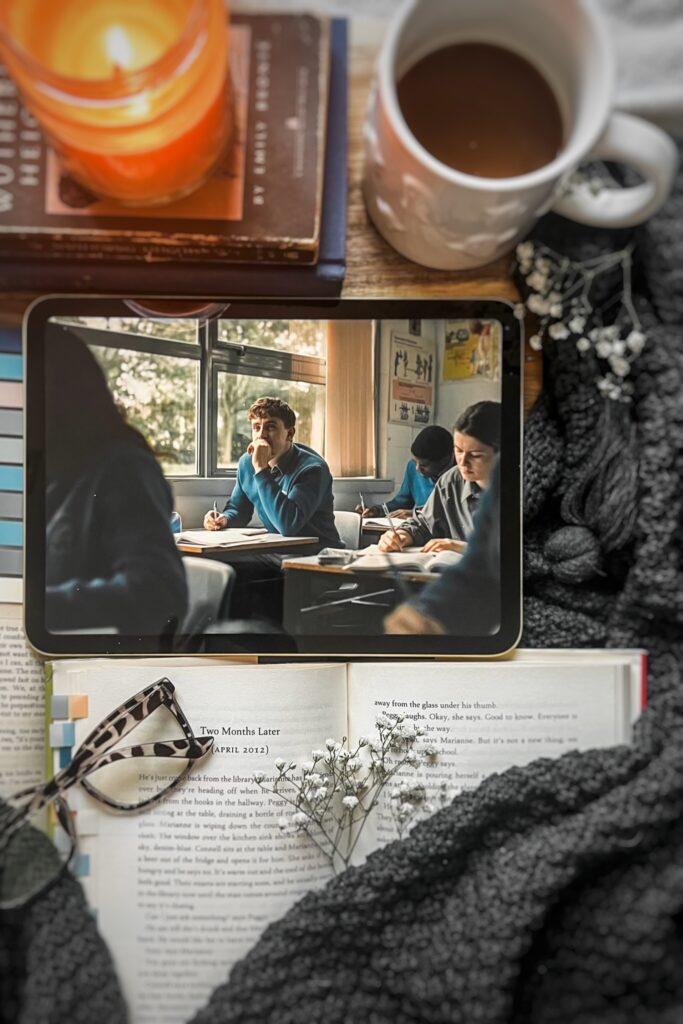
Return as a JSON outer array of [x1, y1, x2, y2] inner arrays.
[[105, 26, 134, 71]]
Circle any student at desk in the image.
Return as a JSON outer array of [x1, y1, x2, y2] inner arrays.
[[378, 401, 500, 555], [203, 397, 341, 550], [355, 425, 454, 520], [202, 397, 341, 620]]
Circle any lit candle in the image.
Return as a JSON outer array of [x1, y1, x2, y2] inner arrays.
[[0, 0, 231, 205]]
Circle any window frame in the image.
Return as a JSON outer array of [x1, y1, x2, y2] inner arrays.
[[57, 318, 328, 480]]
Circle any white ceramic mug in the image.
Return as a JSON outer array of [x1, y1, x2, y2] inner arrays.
[[363, 0, 679, 270]]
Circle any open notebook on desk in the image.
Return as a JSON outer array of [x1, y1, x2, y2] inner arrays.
[[347, 544, 462, 574], [175, 528, 267, 548]]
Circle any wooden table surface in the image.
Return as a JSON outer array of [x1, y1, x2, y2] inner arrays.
[[0, 12, 541, 414]]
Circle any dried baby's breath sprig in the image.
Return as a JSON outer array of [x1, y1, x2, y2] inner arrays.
[[253, 713, 439, 874], [515, 240, 646, 402]]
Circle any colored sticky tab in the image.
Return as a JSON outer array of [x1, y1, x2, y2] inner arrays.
[[0, 382, 22, 409], [69, 694, 89, 719], [0, 437, 22, 464], [0, 354, 22, 381], [51, 694, 70, 719], [0, 465, 22, 491], [74, 853, 91, 878], [0, 521, 23, 546], [0, 329, 21, 354], [49, 721, 76, 747], [59, 746, 73, 768]]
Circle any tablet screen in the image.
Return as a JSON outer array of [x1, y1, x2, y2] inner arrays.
[[24, 297, 521, 656]]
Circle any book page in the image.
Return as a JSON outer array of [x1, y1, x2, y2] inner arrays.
[[347, 659, 635, 861], [0, 606, 45, 797], [51, 661, 347, 1024]]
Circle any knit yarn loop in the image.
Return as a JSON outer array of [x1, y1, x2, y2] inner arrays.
[[543, 525, 602, 583]]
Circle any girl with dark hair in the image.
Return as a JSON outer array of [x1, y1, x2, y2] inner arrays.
[[378, 400, 501, 555], [44, 326, 187, 637]]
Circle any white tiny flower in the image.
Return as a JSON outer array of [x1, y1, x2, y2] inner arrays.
[[627, 330, 646, 355], [398, 802, 414, 817], [375, 714, 391, 728], [597, 377, 612, 393], [526, 271, 548, 292], [535, 256, 551, 274], [278, 817, 288, 830], [314, 786, 327, 802], [604, 325, 620, 341], [357, 736, 369, 747], [569, 315, 586, 334], [338, 749, 351, 762], [312, 749, 325, 760], [513, 303, 526, 320], [516, 241, 534, 262], [325, 738, 336, 750], [390, 788, 401, 799], [347, 758, 362, 772], [527, 295, 550, 316], [274, 758, 286, 770], [529, 334, 543, 352], [301, 760, 314, 774], [595, 339, 613, 359], [589, 327, 602, 342], [252, 772, 265, 784], [548, 323, 570, 340], [309, 773, 322, 786], [609, 355, 631, 378], [342, 795, 359, 810], [406, 754, 420, 768], [293, 811, 308, 827], [549, 303, 563, 319], [611, 339, 626, 357], [576, 337, 591, 353]]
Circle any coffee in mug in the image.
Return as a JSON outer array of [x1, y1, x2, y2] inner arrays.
[[363, 0, 679, 270], [397, 42, 564, 179]]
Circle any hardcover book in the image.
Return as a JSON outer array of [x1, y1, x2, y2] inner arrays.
[[40, 651, 644, 1024], [0, 14, 348, 295]]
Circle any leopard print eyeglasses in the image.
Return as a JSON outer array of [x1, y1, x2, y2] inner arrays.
[[0, 677, 214, 909]]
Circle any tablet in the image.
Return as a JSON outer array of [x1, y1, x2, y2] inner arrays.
[[24, 296, 521, 657]]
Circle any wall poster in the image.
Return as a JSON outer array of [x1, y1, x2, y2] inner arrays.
[[442, 319, 502, 382], [389, 333, 436, 425]]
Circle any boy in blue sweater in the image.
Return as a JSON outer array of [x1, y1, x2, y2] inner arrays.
[[204, 397, 341, 550], [203, 397, 341, 623]]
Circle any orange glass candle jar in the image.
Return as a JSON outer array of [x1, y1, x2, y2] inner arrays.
[[0, 0, 231, 205]]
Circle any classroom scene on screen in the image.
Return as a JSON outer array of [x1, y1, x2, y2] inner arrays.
[[43, 314, 502, 646]]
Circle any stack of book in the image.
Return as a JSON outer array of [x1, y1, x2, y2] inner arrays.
[[0, 13, 347, 296]]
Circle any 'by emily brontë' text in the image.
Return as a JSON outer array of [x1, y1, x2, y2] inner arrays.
[[199, 725, 281, 736]]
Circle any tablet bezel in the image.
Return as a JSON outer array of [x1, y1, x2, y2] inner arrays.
[[24, 295, 522, 657]]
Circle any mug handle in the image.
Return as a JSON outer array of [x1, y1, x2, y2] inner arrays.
[[552, 112, 679, 228]]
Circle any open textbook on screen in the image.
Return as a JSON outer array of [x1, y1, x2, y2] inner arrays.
[[46, 651, 645, 1024]]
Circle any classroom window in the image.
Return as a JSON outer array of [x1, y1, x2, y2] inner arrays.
[[89, 345, 200, 477], [213, 319, 327, 473], [215, 372, 325, 470]]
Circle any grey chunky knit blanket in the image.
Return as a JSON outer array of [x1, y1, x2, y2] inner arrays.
[[2, 143, 683, 1022]]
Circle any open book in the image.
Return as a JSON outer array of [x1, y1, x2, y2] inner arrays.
[[46, 652, 644, 1024], [349, 544, 462, 573]]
